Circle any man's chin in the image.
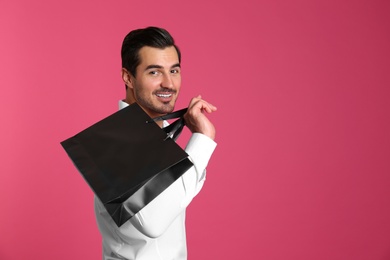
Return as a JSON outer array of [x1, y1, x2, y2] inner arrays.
[[157, 107, 174, 115], [148, 104, 175, 117]]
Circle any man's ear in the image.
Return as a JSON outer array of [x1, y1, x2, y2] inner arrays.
[[121, 68, 134, 89]]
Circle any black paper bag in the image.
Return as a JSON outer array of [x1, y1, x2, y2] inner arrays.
[[61, 103, 193, 227]]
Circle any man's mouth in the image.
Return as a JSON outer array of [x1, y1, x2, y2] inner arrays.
[[156, 93, 173, 98]]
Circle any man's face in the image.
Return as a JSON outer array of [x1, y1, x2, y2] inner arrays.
[[127, 46, 181, 118]]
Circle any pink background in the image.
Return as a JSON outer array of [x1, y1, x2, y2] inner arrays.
[[1, 0, 389, 259]]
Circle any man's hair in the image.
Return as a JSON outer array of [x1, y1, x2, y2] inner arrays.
[[121, 26, 181, 77]]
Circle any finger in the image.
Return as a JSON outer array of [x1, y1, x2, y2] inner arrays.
[[207, 102, 217, 111], [198, 102, 217, 114], [188, 95, 202, 108], [188, 96, 217, 112], [202, 104, 216, 113], [199, 99, 217, 111]]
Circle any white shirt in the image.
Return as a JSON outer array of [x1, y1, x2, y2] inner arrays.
[[94, 100, 217, 260]]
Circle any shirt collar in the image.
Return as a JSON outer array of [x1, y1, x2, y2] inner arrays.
[[119, 100, 129, 110]]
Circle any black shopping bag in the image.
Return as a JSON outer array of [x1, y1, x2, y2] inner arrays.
[[60, 103, 193, 227]]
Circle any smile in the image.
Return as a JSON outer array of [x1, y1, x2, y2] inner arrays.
[[156, 93, 173, 98]]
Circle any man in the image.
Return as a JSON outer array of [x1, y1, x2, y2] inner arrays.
[[94, 27, 217, 259]]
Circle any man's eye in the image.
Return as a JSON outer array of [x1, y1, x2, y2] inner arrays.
[[149, 71, 159, 75], [171, 69, 180, 74]]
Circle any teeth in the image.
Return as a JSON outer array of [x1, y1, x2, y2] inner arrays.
[[157, 94, 172, 98]]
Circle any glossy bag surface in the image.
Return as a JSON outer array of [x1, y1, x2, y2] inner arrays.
[[61, 103, 192, 227]]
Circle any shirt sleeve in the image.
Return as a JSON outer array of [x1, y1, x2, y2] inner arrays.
[[128, 133, 217, 238]]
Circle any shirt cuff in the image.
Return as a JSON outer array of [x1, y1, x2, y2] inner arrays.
[[185, 133, 217, 172]]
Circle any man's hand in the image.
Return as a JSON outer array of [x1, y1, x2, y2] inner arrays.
[[184, 95, 217, 140]]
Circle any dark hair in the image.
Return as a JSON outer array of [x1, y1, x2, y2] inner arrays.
[[121, 26, 181, 77]]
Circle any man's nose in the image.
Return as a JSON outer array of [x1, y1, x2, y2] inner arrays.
[[161, 73, 174, 89]]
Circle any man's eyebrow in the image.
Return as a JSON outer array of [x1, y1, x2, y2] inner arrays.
[[145, 65, 163, 70], [145, 63, 181, 70], [171, 63, 181, 68]]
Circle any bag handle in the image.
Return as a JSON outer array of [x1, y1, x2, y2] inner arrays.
[[146, 108, 188, 141], [146, 108, 187, 122]]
